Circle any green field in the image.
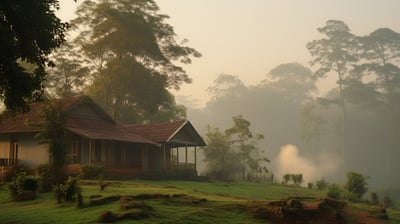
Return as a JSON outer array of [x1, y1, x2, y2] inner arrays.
[[0, 180, 399, 223]]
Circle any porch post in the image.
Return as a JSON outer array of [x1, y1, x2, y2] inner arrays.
[[163, 144, 166, 169], [176, 147, 179, 166], [185, 145, 188, 165], [194, 146, 197, 170], [89, 139, 93, 165]]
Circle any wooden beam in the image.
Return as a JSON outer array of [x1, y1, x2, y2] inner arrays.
[[185, 145, 188, 165], [88, 140, 93, 165], [176, 147, 179, 166], [194, 146, 197, 169]]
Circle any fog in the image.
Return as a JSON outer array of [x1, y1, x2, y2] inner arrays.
[[186, 62, 400, 190], [275, 145, 340, 185]]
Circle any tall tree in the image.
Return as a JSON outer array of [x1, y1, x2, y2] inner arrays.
[[307, 20, 359, 167], [262, 63, 317, 103], [0, 1, 68, 112], [45, 43, 90, 98], [71, 0, 201, 123], [354, 28, 400, 177], [307, 20, 359, 117]]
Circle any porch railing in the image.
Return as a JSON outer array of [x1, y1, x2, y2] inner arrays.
[[0, 158, 18, 167]]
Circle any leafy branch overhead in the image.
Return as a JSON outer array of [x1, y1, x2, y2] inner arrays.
[[0, 1, 68, 112]]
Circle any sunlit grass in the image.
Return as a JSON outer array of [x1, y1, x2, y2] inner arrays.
[[1, 180, 399, 223]]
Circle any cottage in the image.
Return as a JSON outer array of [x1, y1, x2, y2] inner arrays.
[[0, 96, 205, 178]]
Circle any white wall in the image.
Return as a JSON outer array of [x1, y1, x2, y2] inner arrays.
[[18, 133, 49, 168], [0, 134, 10, 159]]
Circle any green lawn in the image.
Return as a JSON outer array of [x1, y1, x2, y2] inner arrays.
[[0, 180, 398, 223]]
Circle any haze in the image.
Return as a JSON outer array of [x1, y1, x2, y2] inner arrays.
[[57, 0, 400, 190], [59, 0, 400, 106]]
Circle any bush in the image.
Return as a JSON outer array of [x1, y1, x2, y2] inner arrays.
[[2, 165, 33, 182], [35, 164, 52, 192], [370, 192, 379, 205], [80, 165, 104, 179], [316, 178, 329, 190], [344, 172, 368, 199], [8, 172, 38, 201], [52, 176, 83, 207], [327, 184, 343, 200]]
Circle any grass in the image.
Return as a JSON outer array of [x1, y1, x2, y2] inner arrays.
[[0, 180, 399, 223]]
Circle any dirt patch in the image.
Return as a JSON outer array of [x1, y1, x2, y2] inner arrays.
[[343, 207, 388, 224], [249, 198, 390, 224]]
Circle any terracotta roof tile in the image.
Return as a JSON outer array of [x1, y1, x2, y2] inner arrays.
[[122, 120, 187, 143]]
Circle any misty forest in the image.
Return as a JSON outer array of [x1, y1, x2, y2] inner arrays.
[[1, 1, 400, 222]]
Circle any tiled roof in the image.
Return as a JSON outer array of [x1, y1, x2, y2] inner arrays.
[[123, 120, 206, 146], [0, 96, 156, 145], [0, 96, 85, 134], [0, 96, 204, 147], [122, 120, 187, 143]]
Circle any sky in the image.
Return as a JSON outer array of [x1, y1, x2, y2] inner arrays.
[[58, 0, 400, 107]]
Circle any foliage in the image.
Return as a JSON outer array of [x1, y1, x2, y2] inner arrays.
[[52, 176, 83, 207], [202, 126, 241, 180], [36, 101, 67, 185], [264, 63, 317, 103], [383, 195, 396, 208], [45, 43, 90, 98], [80, 164, 105, 180], [69, 0, 200, 123], [0, 0, 68, 112], [8, 172, 38, 201], [1, 165, 33, 182], [35, 163, 53, 192], [327, 184, 343, 200], [344, 171, 368, 200], [370, 192, 379, 205], [203, 115, 268, 181], [316, 178, 329, 190], [282, 173, 303, 186]]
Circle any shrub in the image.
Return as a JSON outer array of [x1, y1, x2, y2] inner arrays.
[[80, 164, 104, 179], [2, 165, 33, 182], [52, 176, 83, 207], [344, 172, 368, 200], [383, 196, 395, 208], [370, 192, 379, 205], [316, 178, 329, 190], [8, 172, 38, 201], [327, 184, 343, 200], [35, 163, 52, 192]]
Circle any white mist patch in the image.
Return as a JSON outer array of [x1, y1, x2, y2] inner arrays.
[[275, 144, 339, 184]]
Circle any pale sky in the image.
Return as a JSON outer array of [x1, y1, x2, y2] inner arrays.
[[58, 0, 400, 107]]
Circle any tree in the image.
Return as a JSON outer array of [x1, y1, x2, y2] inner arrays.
[[307, 20, 359, 168], [344, 171, 368, 200], [45, 43, 90, 98], [225, 115, 268, 180], [207, 74, 248, 101], [307, 20, 359, 116], [71, 0, 201, 123], [203, 115, 268, 181], [263, 63, 317, 103], [202, 126, 241, 180], [36, 101, 68, 185], [0, 1, 68, 112]]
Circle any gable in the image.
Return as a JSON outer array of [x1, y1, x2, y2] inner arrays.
[[123, 120, 206, 147]]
